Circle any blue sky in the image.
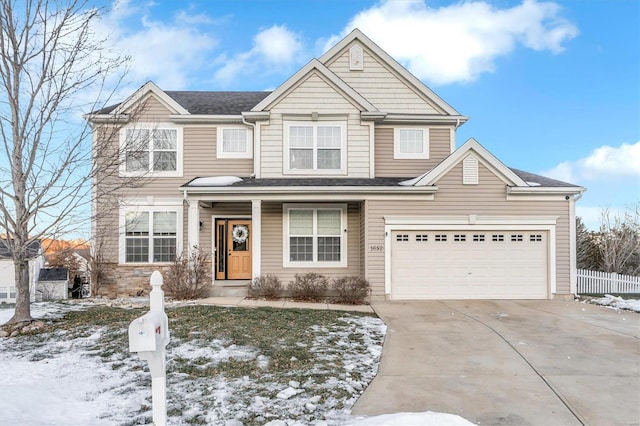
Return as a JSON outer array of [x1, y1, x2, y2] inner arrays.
[[97, 0, 639, 229]]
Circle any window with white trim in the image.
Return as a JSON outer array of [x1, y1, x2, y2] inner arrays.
[[284, 204, 347, 267], [284, 121, 346, 174], [120, 124, 182, 176], [394, 128, 429, 159], [120, 205, 182, 264], [216, 127, 252, 158]]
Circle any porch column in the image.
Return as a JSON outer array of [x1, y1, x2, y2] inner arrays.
[[252, 199, 261, 279], [187, 200, 200, 252]]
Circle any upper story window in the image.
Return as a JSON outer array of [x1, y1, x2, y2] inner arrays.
[[284, 121, 347, 175], [216, 126, 253, 159], [394, 128, 429, 159], [120, 124, 183, 177]]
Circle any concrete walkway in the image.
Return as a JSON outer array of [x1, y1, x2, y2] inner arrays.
[[351, 300, 640, 426], [194, 296, 375, 313]]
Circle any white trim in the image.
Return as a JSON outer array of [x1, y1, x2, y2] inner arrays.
[[113, 81, 188, 116], [254, 122, 262, 178], [450, 128, 456, 153], [412, 138, 528, 187], [383, 215, 558, 298], [569, 197, 577, 295], [189, 193, 436, 202], [252, 59, 377, 112], [319, 29, 461, 116], [251, 200, 262, 279], [508, 186, 586, 195], [188, 201, 200, 251], [118, 122, 184, 178], [283, 120, 347, 175], [216, 126, 253, 159], [170, 115, 244, 124], [282, 203, 348, 268], [393, 127, 429, 160], [368, 122, 375, 178], [118, 200, 183, 265]]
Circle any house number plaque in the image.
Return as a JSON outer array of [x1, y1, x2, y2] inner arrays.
[[369, 245, 384, 252]]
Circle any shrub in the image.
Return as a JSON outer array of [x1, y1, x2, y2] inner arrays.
[[164, 248, 211, 300], [248, 274, 282, 300], [289, 273, 328, 302], [332, 276, 370, 304]]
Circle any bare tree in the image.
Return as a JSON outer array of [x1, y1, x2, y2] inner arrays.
[[598, 206, 640, 276], [87, 231, 106, 297], [0, 0, 132, 324]]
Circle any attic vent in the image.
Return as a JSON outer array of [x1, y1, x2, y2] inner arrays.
[[463, 155, 478, 185], [349, 44, 364, 71]]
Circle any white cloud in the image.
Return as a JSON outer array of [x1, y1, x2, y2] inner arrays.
[[96, 2, 219, 90], [324, 0, 578, 85], [215, 25, 302, 86], [543, 141, 640, 183]]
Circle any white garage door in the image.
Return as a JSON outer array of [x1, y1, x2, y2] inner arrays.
[[391, 231, 548, 299]]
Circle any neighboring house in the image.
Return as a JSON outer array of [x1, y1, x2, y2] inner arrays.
[[87, 29, 585, 300], [0, 240, 44, 304], [36, 268, 69, 301]]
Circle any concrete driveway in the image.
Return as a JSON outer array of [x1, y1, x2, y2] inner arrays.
[[351, 300, 640, 426]]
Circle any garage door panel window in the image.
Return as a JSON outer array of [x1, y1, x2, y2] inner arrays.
[[530, 234, 542, 242], [511, 234, 523, 242], [473, 234, 485, 242], [416, 234, 428, 242], [435, 234, 447, 242], [492, 234, 504, 242], [286, 206, 346, 266], [454, 234, 466, 242]]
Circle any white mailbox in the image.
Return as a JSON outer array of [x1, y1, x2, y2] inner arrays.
[[128, 270, 170, 425], [129, 311, 168, 353]]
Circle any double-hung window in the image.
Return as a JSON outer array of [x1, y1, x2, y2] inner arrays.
[[121, 205, 181, 263], [284, 204, 347, 267], [285, 121, 346, 174], [393, 128, 429, 159], [216, 127, 252, 158], [121, 124, 182, 176]]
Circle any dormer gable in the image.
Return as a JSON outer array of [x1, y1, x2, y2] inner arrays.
[[251, 59, 377, 113], [321, 29, 461, 117]]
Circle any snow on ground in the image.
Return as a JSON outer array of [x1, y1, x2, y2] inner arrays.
[[0, 302, 475, 425], [588, 294, 640, 312]]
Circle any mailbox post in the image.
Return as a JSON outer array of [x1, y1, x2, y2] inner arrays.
[[128, 271, 170, 425]]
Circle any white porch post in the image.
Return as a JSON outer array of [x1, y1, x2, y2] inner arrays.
[[188, 200, 200, 252], [252, 199, 261, 279]]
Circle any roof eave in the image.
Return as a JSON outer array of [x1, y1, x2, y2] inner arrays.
[[182, 185, 439, 194], [508, 186, 586, 195]]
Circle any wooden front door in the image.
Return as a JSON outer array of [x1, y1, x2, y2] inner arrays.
[[226, 220, 252, 280]]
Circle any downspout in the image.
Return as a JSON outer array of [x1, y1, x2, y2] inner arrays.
[[569, 191, 584, 298], [242, 116, 257, 178]]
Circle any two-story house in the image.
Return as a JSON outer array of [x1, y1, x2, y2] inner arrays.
[[88, 29, 584, 300]]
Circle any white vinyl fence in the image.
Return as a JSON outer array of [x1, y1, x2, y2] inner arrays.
[[577, 269, 640, 294]]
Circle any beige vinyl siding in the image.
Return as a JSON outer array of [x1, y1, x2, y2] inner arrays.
[[326, 45, 443, 114], [260, 202, 361, 284], [374, 127, 452, 177], [94, 96, 254, 265], [365, 162, 571, 296], [137, 95, 173, 121], [260, 72, 371, 178]]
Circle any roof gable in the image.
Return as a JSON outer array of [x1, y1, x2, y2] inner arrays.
[[113, 81, 189, 115], [252, 59, 377, 112], [320, 29, 461, 116], [411, 138, 529, 187]]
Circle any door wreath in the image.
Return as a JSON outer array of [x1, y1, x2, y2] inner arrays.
[[232, 225, 249, 243]]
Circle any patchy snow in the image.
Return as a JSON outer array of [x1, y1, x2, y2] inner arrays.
[[0, 302, 474, 425], [188, 176, 242, 186], [589, 294, 640, 312], [526, 181, 541, 186]]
